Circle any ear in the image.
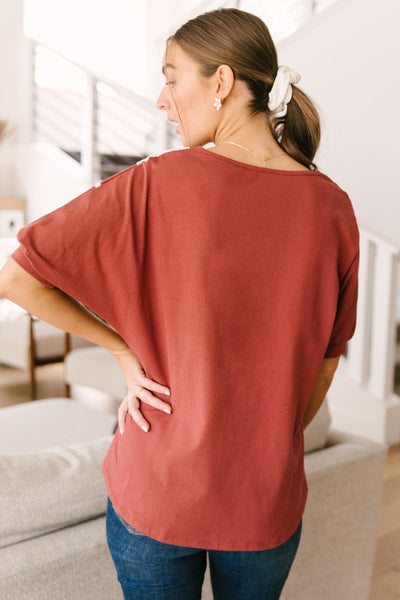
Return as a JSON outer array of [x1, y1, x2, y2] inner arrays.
[[215, 64, 235, 99]]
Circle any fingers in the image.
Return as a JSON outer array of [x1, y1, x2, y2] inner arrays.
[[142, 376, 171, 401], [137, 384, 172, 414], [118, 391, 172, 435], [148, 378, 171, 398], [118, 399, 128, 435], [129, 395, 151, 433], [119, 395, 150, 434]]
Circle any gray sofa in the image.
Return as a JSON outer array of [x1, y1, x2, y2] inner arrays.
[[0, 385, 388, 599]]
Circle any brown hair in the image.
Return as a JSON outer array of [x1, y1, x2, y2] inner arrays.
[[167, 8, 321, 171]]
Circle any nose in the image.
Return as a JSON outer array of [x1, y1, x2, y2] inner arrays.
[[156, 85, 169, 111]]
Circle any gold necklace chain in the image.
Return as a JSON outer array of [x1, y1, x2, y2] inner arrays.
[[217, 140, 286, 168]]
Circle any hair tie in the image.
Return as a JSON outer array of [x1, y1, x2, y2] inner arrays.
[[268, 65, 301, 120]]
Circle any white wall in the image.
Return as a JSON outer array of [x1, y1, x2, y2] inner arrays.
[[0, 0, 24, 195], [23, 0, 148, 97], [13, 144, 90, 223], [0, 0, 23, 134], [0, 0, 90, 219], [277, 0, 400, 246]]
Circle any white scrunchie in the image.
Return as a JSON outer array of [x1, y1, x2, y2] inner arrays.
[[268, 65, 301, 120]]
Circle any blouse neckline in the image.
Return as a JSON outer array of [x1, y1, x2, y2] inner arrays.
[[195, 145, 323, 176]]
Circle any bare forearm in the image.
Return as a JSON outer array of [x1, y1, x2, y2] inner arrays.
[[302, 376, 333, 430], [1, 277, 129, 356]]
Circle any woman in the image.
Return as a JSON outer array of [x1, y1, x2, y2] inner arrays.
[[0, 7, 359, 600]]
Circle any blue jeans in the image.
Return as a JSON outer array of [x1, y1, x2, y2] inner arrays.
[[106, 495, 302, 599]]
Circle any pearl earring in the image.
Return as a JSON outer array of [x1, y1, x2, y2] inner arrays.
[[213, 96, 222, 110]]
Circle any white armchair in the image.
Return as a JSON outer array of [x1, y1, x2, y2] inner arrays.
[[0, 297, 95, 399]]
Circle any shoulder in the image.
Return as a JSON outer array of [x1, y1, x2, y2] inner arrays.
[[305, 171, 359, 252], [322, 179, 359, 249], [314, 172, 357, 217], [134, 146, 195, 170]]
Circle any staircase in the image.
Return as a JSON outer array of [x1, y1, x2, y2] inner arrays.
[[62, 151, 149, 180]]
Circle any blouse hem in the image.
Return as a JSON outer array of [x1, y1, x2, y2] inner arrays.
[[102, 461, 308, 552]]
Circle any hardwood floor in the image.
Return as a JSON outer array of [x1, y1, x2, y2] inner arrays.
[[370, 443, 400, 599], [1, 362, 399, 598]]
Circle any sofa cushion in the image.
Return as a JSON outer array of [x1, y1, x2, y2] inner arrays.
[[0, 434, 113, 548], [0, 398, 116, 453], [0, 516, 124, 599]]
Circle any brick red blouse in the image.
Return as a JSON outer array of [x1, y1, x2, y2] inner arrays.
[[10, 146, 359, 550]]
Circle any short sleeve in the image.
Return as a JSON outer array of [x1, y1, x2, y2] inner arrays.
[[10, 162, 149, 333], [324, 248, 359, 358]]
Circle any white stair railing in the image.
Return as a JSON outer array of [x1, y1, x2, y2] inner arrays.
[[345, 225, 400, 402], [330, 223, 400, 444], [30, 39, 170, 186]]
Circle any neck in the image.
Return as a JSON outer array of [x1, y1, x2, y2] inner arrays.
[[213, 113, 283, 156]]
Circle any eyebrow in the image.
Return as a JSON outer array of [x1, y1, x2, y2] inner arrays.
[[162, 63, 176, 75]]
